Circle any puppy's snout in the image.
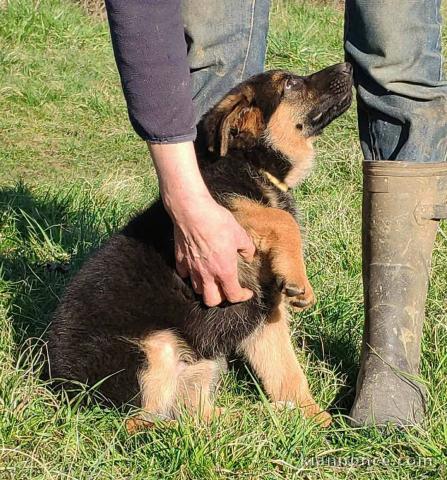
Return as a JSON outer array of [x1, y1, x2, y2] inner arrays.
[[329, 78, 351, 95], [307, 62, 353, 96], [329, 64, 353, 95]]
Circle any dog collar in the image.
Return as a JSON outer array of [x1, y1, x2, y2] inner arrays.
[[260, 169, 289, 192]]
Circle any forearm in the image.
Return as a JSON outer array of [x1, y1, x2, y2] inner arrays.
[[149, 142, 212, 219]]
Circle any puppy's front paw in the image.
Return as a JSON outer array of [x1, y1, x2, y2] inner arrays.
[[272, 401, 332, 427], [278, 279, 316, 311], [300, 401, 332, 427]]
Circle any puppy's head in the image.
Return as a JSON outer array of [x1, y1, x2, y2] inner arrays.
[[202, 62, 353, 186]]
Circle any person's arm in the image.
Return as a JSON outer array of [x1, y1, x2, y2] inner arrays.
[[151, 142, 255, 307], [105, 1, 255, 306], [105, 0, 195, 142]]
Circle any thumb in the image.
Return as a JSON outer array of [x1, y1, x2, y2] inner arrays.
[[237, 229, 256, 263], [176, 257, 189, 278], [175, 243, 189, 278]]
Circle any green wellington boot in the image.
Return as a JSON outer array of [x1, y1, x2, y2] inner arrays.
[[349, 161, 447, 427]]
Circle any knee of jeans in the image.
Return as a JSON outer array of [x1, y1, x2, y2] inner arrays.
[[183, 0, 268, 78], [346, 1, 443, 89]]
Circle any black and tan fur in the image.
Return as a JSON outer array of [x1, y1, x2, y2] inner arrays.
[[47, 63, 353, 427]]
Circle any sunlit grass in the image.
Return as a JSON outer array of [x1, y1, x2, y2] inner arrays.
[[1, 1, 446, 478]]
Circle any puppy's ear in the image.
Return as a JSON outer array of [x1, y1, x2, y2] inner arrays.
[[203, 85, 265, 157]]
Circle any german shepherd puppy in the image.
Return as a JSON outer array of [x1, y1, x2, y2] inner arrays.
[[48, 63, 353, 427]]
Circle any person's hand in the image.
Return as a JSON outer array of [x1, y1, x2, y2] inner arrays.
[[148, 141, 255, 307], [173, 196, 255, 307]]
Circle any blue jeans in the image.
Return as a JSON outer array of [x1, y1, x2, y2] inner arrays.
[[182, 0, 270, 123], [345, 0, 447, 163]]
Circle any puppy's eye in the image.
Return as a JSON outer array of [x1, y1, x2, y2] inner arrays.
[[284, 77, 300, 90]]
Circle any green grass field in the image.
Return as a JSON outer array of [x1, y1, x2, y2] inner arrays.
[[1, 1, 447, 478]]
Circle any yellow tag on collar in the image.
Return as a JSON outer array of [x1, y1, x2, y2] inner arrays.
[[260, 169, 289, 193]]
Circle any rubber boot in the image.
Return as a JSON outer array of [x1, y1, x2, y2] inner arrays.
[[350, 161, 447, 427]]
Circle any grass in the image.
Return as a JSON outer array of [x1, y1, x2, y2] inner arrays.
[[1, 0, 447, 478]]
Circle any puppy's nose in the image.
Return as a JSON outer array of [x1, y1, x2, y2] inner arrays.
[[339, 62, 353, 76]]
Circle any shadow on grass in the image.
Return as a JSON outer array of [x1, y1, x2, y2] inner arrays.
[[312, 334, 358, 414], [0, 182, 111, 346], [304, 301, 363, 414]]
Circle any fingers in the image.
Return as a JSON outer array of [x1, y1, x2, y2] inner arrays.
[[218, 268, 253, 304], [176, 248, 203, 294], [202, 277, 252, 307], [174, 235, 189, 279], [189, 270, 203, 295], [178, 256, 253, 307], [189, 264, 252, 307], [201, 278, 225, 307], [172, 213, 255, 307]]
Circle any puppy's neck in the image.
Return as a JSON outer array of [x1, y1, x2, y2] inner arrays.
[[263, 103, 316, 188], [260, 169, 289, 192], [250, 139, 314, 193]]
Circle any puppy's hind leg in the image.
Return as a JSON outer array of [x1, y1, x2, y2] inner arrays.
[[176, 357, 227, 422], [127, 331, 226, 433], [129, 331, 225, 433], [137, 330, 185, 422]]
